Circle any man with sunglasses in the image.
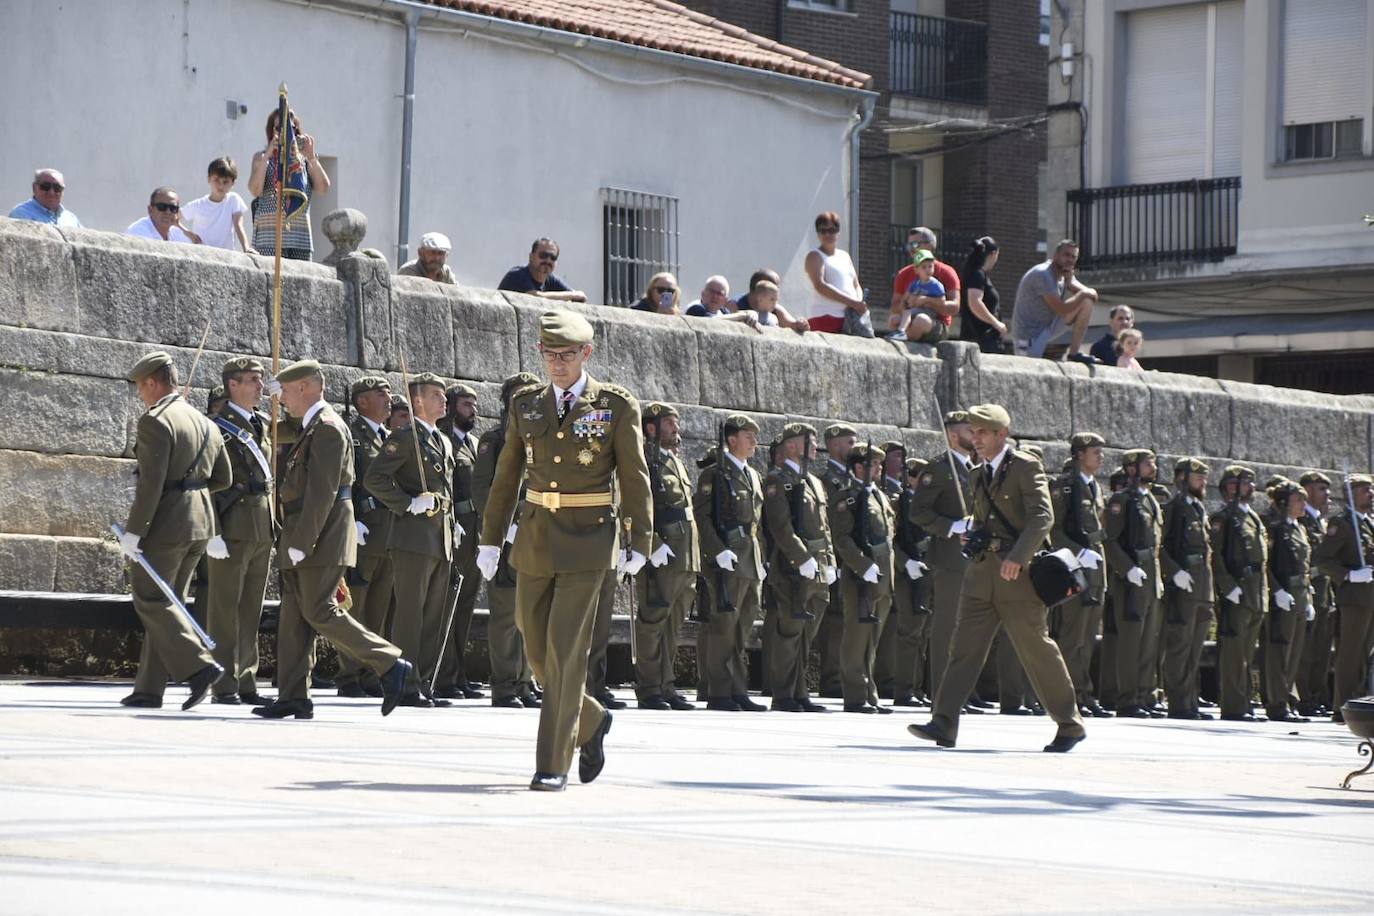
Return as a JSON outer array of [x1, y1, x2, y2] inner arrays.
[[498, 237, 586, 303], [9, 168, 82, 227], [127, 187, 198, 244]]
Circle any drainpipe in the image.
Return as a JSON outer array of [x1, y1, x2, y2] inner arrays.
[[848, 94, 877, 265], [396, 8, 419, 266]]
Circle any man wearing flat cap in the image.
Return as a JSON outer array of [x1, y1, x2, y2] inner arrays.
[[1050, 432, 1110, 718], [1159, 458, 1215, 720], [1314, 472, 1374, 721], [817, 423, 858, 697], [477, 310, 653, 791], [335, 375, 395, 698], [364, 371, 457, 707], [397, 232, 456, 284], [1296, 471, 1335, 717], [1103, 448, 1165, 718], [433, 383, 486, 700], [260, 360, 411, 719], [117, 351, 232, 710], [1211, 465, 1269, 720], [204, 356, 276, 706], [909, 404, 1086, 752]]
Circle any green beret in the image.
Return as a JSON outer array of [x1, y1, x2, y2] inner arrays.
[[1069, 432, 1106, 452], [127, 350, 173, 382], [943, 410, 969, 427], [1175, 457, 1210, 475], [848, 443, 880, 464], [1122, 448, 1156, 467], [724, 413, 759, 435], [879, 440, 905, 455], [1020, 443, 1044, 460], [823, 423, 857, 441], [539, 310, 594, 348], [645, 402, 679, 420], [501, 371, 542, 403], [389, 394, 410, 410], [1267, 479, 1303, 503], [905, 457, 928, 475], [1349, 473, 1374, 488], [965, 403, 1011, 431], [221, 356, 265, 376], [350, 375, 391, 400], [447, 382, 478, 400], [1263, 474, 1294, 491], [1220, 465, 1256, 483], [780, 422, 817, 442], [277, 359, 323, 384], [207, 385, 227, 408], [1299, 471, 1332, 487], [408, 371, 446, 391]]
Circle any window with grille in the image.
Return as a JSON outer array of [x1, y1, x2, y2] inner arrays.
[[601, 188, 679, 308]]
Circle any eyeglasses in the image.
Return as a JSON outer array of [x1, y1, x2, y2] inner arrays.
[[652, 286, 677, 296], [36, 181, 65, 192], [536, 252, 558, 262], [540, 347, 582, 363], [152, 202, 180, 213]]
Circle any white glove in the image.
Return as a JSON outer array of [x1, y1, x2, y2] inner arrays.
[[798, 557, 819, 580], [1274, 589, 1293, 611], [862, 563, 881, 584], [205, 536, 230, 560], [949, 518, 971, 536], [453, 521, 465, 544], [905, 559, 928, 580], [477, 544, 501, 580], [505, 523, 519, 545], [287, 547, 306, 565], [355, 520, 369, 545], [715, 549, 738, 571], [823, 565, 838, 585], [1225, 586, 1243, 604], [265, 378, 282, 398], [1349, 567, 1374, 584], [407, 493, 436, 515], [649, 543, 674, 568], [118, 531, 143, 560], [619, 550, 647, 577], [1172, 570, 1194, 592], [1076, 549, 1102, 571], [1305, 604, 1316, 622], [1126, 566, 1146, 587]]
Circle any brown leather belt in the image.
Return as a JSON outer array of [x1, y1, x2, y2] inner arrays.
[[526, 489, 613, 512]]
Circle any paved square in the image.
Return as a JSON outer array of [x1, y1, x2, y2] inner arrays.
[[1, 679, 1371, 914]]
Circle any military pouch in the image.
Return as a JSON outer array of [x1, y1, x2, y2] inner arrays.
[[344, 565, 370, 588]]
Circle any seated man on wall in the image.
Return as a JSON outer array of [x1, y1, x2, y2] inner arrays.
[[397, 232, 457, 284], [1010, 239, 1099, 361], [498, 237, 586, 302]]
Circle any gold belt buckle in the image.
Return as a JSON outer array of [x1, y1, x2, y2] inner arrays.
[[544, 491, 561, 512]]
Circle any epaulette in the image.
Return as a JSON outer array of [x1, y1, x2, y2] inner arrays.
[[595, 383, 637, 406], [1010, 448, 1040, 465]]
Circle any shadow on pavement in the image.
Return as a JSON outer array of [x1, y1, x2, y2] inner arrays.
[[278, 779, 526, 795]]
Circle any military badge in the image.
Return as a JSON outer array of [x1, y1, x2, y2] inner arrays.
[[766, 483, 778, 496], [578, 449, 595, 466], [920, 473, 934, 486], [385, 443, 398, 454], [1109, 502, 1121, 514], [479, 441, 490, 454]]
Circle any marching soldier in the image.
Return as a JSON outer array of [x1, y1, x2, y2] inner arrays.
[[1262, 479, 1312, 723], [830, 443, 897, 713], [255, 359, 412, 719], [363, 371, 456, 708], [1314, 473, 1374, 722], [476, 311, 653, 791], [1296, 471, 1335, 717], [636, 403, 700, 710], [817, 423, 858, 697], [435, 383, 485, 700], [1159, 458, 1215, 720], [473, 371, 542, 708], [693, 414, 766, 712], [1211, 465, 1269, 721], [908, 404, 1086, 752], [1049, 432, 1109, 717], [762, 422, 835, 712], [205, 356, 276, 706], [117, 352, 230, 710], [336, 375, 394, 698], [1103, 449, 1165, 718]]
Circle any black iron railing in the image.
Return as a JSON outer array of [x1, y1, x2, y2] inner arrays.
[[889, 11, 988, 105], [1066, 177, 1240, 271], [889, 224, 981, 283]]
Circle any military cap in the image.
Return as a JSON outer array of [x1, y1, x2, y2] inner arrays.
[[350, 375, 391, 400], [1174, 457, 1210, 475], [879, 439, 906, 456], [207, 385, 227, 409], [501, 371, 542, 403], [389, 394, 411, 411], [823, 423, 857, 441], [723, 413, 760, 435], [780, 421, 817, 442], [1069, 431, 1106, 453], [539, 310, 594, 348], [848, 443, 881, 464], [645, 402, 679, 420], [126, 350, 173, 382], [1299, 471, 1332, 487], [221, 356, 265, 376], [1263, 474, 1294, 491], [1121, 448, 1155, 468], [965, 403, 1011, 431], [943, 409, 969, 427], [1020, 443, 1044, 460], [447, 382, 478, 400], [905, 457, 928, 475], [276, 359, 322, 384], [1268, 479, 1304, 503], [1349, 473, 1374, 488], [1220, 464, 1256, 483], [408, 371, 446, 392]]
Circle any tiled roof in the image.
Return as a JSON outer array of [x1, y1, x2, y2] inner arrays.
[[418, 0, 872, 89]]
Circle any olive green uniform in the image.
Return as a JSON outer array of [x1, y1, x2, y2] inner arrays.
[[831, 478, 896, 708], [1211, 499, 1269, 717], [337, 412, 394, 692], [1159, 492, 1214, 717], [436, 424, 482, 693], [637, 442, 700, 700], [1263, 516, 1310, 718], [1314, 509, 1374, 714], [910, 452, 975, 700], [1049, 470, 1106, 708], [473, 424, 535, 703], [816, 458, 852, 695], [883, 474, 933, 703], [1103, 485, 1164, 712], [1296, 507, 1335, 713], [694, 453, 764, 701]]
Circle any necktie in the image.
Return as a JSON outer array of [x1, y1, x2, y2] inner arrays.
[[251, 414, 264, 441], [558, 389, 575, 420], [1088, 478, 1099, 500]]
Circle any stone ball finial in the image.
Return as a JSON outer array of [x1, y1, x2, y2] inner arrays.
[[322, 208, 368, 266]]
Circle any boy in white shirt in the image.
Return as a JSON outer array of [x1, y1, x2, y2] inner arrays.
[[180, 157, 253, 253]]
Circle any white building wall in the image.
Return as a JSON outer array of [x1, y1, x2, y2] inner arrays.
[[0, 0, 858, 310]]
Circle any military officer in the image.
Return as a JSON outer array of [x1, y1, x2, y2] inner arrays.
[[635, 402, 701, 710], [817, 423, 858, 697], [435, 383, 485, 700], [363, 371, 456, 707], [205, 356, 276, 706], [255, 359, 412, 719], [1159, 458, 1215, 720], [908, 404, 1085, 752], [1103, 448, 1165, 718], [337, 375, 394, 698], [585, 560, 627, 710], [693, 414, 765, 711], [885, 453, 933, 706], [473, 371, 542, 708], [117, 352, 230, 710], [1314, 473, 1374, 722], [762, 422, 836, 712], [476, 311, 653, 791], [1211, 465, 1269, 721], [1296, 471, 1335, 717], [1049, 432, 1110, 717], [1262, 479, 1313, 723], [831, 443, 897, 713]]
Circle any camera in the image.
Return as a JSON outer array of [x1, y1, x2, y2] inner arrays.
[[961, 527, 992, 561]]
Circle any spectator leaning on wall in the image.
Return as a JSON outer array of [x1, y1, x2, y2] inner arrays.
[[127, 187, 198, 244], [8, 168, 81, 227], [398, 232, 456, 284], [498, 237, 587, 302]]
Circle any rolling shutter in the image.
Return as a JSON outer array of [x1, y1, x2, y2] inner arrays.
[[1121, 4, 1209, 183], [1282, 0, 1368, 125], [1211, 0, 1244, 177]]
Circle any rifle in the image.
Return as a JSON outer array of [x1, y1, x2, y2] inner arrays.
[[641, 419, 670, 610], [710, 422, 738, 616], [852, 448, 881, 624], [787, 430, 817, 620], [1342, 464, 1368, 569]]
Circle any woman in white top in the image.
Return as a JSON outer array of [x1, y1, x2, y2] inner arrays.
[[803, 210, 867, 334]]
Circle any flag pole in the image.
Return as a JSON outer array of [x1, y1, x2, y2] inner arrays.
[[269, 82, 289, 485]]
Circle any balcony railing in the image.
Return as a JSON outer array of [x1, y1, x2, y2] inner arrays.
[[889, 11, 987, 106], [1066, 177, 1241, 271], [889, 224, 980, 282]]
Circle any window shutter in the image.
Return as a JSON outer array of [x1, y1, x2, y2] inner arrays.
[[1121, 4, 1209, 184], [1282, 0, 1368, 125], [1212, 0, 1244, 177]]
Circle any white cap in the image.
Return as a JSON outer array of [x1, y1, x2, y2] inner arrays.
[[418, 231, 451, 251]]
